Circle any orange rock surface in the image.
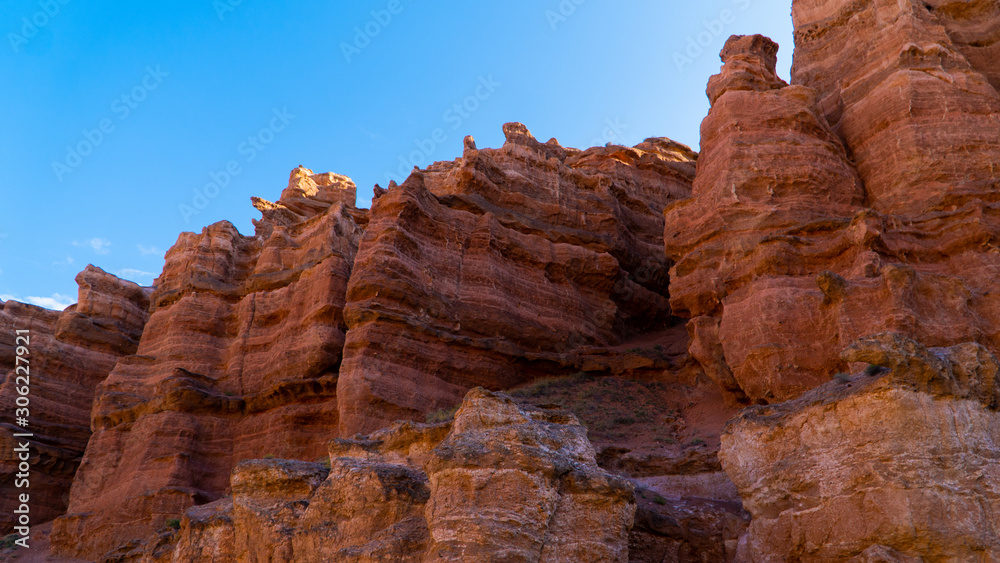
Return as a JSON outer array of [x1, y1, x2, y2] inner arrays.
[[18, 0, 1000, 559], [149, 388, 635, 562], [339, 124, 696, 434], [51, 168, 367, 560], [721, 333, 1000, 561], [0, 267, 149, 532]]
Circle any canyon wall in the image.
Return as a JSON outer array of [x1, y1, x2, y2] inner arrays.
[[51, 168, 367, 560], [338, 125, 696, 434], [721, 333, 1000, 561], [163, 388, 635, 562], [3, 0, 996, 560], [665, 0, 1000, 407], [0, 267, 149, 532]]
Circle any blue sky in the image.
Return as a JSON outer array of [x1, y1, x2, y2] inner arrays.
[[0, 0, 793, 309]]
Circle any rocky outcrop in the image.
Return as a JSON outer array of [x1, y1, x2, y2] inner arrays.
[[25, 2, 1000, 560], [339, 123, 697, 434], [720, 333, 1000, 561], [923, 0, 1000, 92], [160, 388, 635, 562], [667, 28, 1000, 407], [664, 34, 866, 404], [792, 0, 1000, 215], [0, 267, 149, 531], [51, 168, 367, 560]]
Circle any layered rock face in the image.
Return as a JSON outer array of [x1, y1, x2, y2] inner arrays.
[[792, 0, 1000, 214], [721, 333, 1000, 561], [28, 2, 1000, 560], [664, 34, 867, 404], [667, 26, 1000, 407], [51, 168, 367, 560], [158, 388, 635, 562], [924, 0, 1000, 92], [339, 124, 696, 434], [0, 267, 149, 531]]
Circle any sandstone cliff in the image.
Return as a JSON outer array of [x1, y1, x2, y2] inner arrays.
[[42, 125, 727, 560], [0, 267, 149, 532], [117, 388, 634, 562], [51, 168, 367, 560], [721, 333, 1000, 561], [9, 0, 1000, 560], [338, 124, 696, 434]]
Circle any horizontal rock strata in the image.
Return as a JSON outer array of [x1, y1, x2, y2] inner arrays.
[[51, 168, 367, 560], [0, 267, 149, 532], [161, 388, 635, 562], [720, 333, 1000, 561], [339, 124, 697, 434]]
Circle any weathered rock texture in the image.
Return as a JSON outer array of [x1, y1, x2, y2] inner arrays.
[[792, 0, 1000, 215], [667, 25, 1000, 408], [665, 34, 867, 404], [0, 267, 149, 532], [51, 168, 367, 560], [31, 1, 1000, 559], [159, 388, 635, 562], [338, 124, 697, 434], [721, 333, 1000, 561]]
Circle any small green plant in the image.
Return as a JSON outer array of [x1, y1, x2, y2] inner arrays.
[[654, 435, 677, 445], [833, 372, 852, 383], [223, 391, 235, 397], [425, 406, 459, 423], [686, 438, 705, 448], [653, 495, 667, 505], [654, 344, 663, 351], [864, 364, 886, 376], [263, 454, 276, 459], [612, 416, 637, 425], [0, 534, 17, 549], [165, 518, 181, 530]]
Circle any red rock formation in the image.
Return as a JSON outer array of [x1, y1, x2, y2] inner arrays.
[[667, 29, 1000, 407], [923, 0, 1000, 92], [158, 388, 636, 562], [27, 4, 1000, 560], [791, 0, 1000, 215], [339, 124, 696, 434], [51, 168, 367, 560], [721, 333, 1000, 561], [0, 266, 149, 531], [664, 34, 866, 404]]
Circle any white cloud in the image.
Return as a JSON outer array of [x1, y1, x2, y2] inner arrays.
[[137, 244, 163, 256], [52, 255, 75, 267], [117, 268, 157, 281], [74, 238, 111, 255], [1, 293, 75, 310]]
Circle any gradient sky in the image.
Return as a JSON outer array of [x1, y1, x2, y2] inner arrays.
[[0, 0, 793, 309]]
